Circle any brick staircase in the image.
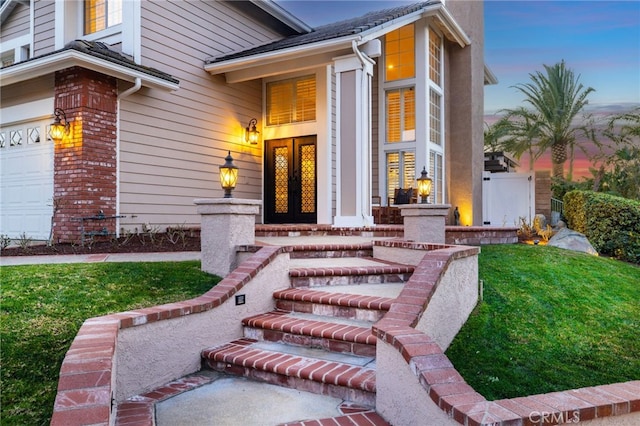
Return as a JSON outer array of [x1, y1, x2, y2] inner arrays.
[[201, 244, 413, 409]]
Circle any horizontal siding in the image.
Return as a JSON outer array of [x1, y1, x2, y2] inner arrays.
[[0, 75, 54, 107], [33, 0, 55, 56], [1, 1, 30, 41], [118, 0, 283, 230]]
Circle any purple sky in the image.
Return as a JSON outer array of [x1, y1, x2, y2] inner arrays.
[[276, 0, 640, 114]]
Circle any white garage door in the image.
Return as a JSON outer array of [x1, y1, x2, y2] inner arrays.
[[0, 121, 54, 240]]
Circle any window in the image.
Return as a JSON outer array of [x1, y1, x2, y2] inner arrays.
[[386, 87, 415, 143], [429, 151, 443, 204], [429, 28, 442, 86], [266, 75, 316, 126], [429, 89, 441, 145], [386, 151, 415, 200], [84, 0, 122, 35], [385, 24, 415, 81]]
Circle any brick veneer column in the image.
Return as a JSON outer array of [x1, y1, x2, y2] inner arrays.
[[53, 67, 118, 243]]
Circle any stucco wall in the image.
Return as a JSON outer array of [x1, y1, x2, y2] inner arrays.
[[115, 252, 289, 400], [415, 254, 478, 350]]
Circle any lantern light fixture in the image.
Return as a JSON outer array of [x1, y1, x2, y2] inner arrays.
[[245, 118, 259, 144], [417, 166, 433, 204], [219, 151, 238, 198], [50, 108, 70, 143]]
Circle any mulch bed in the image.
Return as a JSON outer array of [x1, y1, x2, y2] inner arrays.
[[1, 234, 201, 257]]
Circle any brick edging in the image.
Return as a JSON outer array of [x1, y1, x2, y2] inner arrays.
[[50, 245, 285, 425], [372, 246, 640, 425]]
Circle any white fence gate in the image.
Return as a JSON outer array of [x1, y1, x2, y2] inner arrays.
[[482, 171, 535, 227]]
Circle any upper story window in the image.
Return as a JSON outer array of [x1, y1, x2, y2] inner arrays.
[[429, 28, 442, 87], [84, 0, 123, 35], [386, 87, 415, 143], [266, 75, 316, 126], [385, 24, 415, 81]]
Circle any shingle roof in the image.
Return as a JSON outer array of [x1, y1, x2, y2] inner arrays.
[[207, 1, 435, 64], [2, 40, 179, 85]]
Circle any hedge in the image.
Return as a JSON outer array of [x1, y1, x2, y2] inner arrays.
[[563, 190, 640, 264]]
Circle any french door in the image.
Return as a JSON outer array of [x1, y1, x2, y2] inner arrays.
[[264, 136, 317, 223]]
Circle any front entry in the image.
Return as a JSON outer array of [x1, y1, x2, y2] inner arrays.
[[264, 136, 317, 224]]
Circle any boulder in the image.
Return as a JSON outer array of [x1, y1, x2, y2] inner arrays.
[[547, 228, 598, 256]]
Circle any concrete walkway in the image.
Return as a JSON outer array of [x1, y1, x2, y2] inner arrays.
[[0, 251, 201, 266]]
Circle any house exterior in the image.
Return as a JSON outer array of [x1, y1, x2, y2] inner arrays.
[[0, 0, 493, 243]]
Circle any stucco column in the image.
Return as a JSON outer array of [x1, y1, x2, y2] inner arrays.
[[400, 204, 451, 244], [332, 52, 374, 227], [194, 198, 261, 277]]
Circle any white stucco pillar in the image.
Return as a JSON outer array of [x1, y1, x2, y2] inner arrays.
[[194, 198, 261, 277], [400, 204, 451, 244], [332, 50, 375, 227]]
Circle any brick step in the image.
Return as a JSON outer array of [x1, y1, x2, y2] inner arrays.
[[202, 339, 376, 406], [289, 244, 373, 259], [289, 260, 414, 288], [243, 311, 376, 357], [274, 287, 396, 322]]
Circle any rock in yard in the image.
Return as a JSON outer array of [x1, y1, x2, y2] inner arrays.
[[547, 228, 598, 256]]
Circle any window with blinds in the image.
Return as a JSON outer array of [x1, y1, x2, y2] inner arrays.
[[385, 24, 415, 81], [266, 75, 316, 126], [429, 89, 441, 146], [386, 87, 415, 143], [84, 0, 122, 35], [429, 28, 442, 87], [429, 151, 443, 204], [386, 151, 415, 199]]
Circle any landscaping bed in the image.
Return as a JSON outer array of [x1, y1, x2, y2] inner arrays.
[[1, 231, 201, 257]]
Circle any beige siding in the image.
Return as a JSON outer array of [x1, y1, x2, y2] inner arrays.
[[118, 0, 283, 229], [33, 0, 55, 56], [0, 76, 54, 107], [1, 1, 30, 41]]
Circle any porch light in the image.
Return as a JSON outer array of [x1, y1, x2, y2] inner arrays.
[[50, 108, 70, 143], [219, 151, 238, 198], [417, 166, 432, 204], [245, 118, 259, 144]]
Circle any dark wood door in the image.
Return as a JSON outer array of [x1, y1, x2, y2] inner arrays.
[[264, 136, 317, 224]]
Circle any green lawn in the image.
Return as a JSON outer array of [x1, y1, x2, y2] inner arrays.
[[446, 244, 640, 400], [0, 261, 219, 426]]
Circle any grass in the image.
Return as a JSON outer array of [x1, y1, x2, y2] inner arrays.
[[0, 261, 219, 426], [446, 244, 640, 400]]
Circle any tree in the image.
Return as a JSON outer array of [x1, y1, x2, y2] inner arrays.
[[488, 107, 544, 171], [510, 60, 595, 178]]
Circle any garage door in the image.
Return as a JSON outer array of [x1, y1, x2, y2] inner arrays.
[[0, 121, 54, 240]]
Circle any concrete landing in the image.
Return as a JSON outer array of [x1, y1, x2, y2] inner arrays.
[[155, 375, 345, 426]]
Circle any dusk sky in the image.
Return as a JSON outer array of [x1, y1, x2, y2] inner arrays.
[[277, 0, 640, 115]]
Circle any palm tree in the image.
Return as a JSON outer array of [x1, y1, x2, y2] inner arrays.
[[493, 107, 544, 171], [511, 60, 595, 178]]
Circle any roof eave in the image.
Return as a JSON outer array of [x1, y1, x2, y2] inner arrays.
[[250, 0, 313, 33], [204, 36, 360, 75], [484, 65, 498, 85], [0, 50, 179, 91]]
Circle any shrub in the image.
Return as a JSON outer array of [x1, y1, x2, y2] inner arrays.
[[563, 190, 640, 263]]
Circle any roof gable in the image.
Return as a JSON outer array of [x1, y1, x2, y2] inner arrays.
[[207, 1, 436, 65]]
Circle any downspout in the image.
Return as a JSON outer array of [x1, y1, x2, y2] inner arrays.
[[115, 77, 142, 235], [351, 41, 375, 225]]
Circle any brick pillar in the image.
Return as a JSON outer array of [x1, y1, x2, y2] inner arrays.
[[53, 67, 118, 243]]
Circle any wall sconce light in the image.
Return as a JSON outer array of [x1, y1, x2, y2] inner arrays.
[[50, 108, 70, 143], [245, 118, 259, 145], [219, 151, 238, 198], [417, 166, 432, 204]]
